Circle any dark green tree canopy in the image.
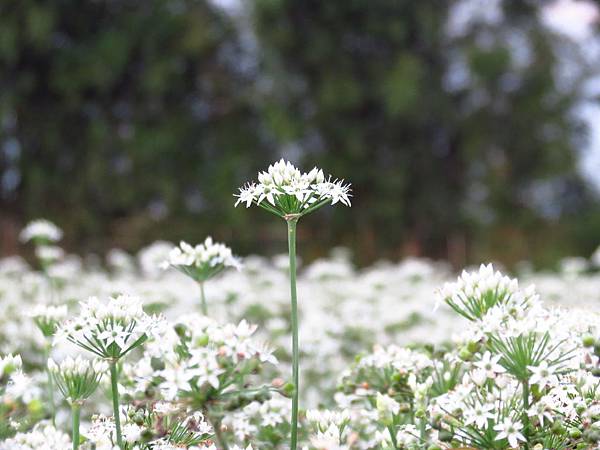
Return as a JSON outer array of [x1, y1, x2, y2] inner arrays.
[[1, 0, 598, 266]]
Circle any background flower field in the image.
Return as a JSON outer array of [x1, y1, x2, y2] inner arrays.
[[3, 228, 600, 448]]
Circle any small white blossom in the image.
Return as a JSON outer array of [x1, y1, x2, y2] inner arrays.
[[527, 361, 556, 390], [494, 418, 526, 448], [473, 351, 506, 379]]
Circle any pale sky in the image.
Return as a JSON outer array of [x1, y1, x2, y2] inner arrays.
[[542, 0, 600, 191]]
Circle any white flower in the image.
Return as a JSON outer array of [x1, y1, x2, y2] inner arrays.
[[493, 418, 526, 448], [35, 245, 64, 262], [56, 294, 160, 360], [528, 395, 555, 426], [85, 415, 117, 449], [97, 324, 130, 349], [310, 423, 344, 450], [0, 353, 22, 376], [123, 423, 143, 443], [48, 356, 108, 403], [527, 361, 556, 389], [19, 219, 63, 243], [473, 351, 506, 379], [0, 424, 71, 450], [376, 392, 400, 423], [157, 364, 197, 399], [29, 304, 68, 322], [463, 402, 495, 429], [30, 304, 68, 337], [306, 409, 350, 432], [234, 159, 351, 217], [161, 238, 242, 281], [133, 314, 276, 403], [396, 424, 419, 446], [138, 241, 173, 276], [153, 401, 179, 415], [5, 371, 41, 403], [435, 264, 527, 320]]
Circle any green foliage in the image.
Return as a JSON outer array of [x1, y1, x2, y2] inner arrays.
[[1, 0, 598, 265]]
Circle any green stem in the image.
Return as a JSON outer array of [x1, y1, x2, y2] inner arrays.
[[206, 411, 229, 450], [200, 281, 208, 316], [287, 219, 299, 450], [419, 417, 426, 442], [72, 403, 81, 450], [109, 361, 124, 449], [522, 381, 530, 450], [44, 344, 56, 427], [387, 424, 398, 450]]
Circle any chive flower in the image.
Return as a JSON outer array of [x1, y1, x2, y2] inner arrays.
[[234, 159, 351, 450]]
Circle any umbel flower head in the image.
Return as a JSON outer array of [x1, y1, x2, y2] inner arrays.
[[234, 159, 352, 219], [0, 423, 71, 450], [0, 354, 22, 380], [34, 245, 65, 265], [19, 219, 63, 244], [30, 304, 68, 338], [435, 263, 536, 321], [48, 356, 108, 404], [160, 237, 241, 282], [55, 294, 159, 360]]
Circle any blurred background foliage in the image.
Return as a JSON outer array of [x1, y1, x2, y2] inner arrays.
[[1, 0, 600, 268]]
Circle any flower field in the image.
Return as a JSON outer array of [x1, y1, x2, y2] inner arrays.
[[2, 161, 600, 450]]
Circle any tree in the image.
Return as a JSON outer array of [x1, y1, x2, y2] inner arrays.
[[0, 0, 271, 253], [252, 0, 594, 264]]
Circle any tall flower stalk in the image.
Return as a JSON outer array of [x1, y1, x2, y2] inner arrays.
[[235, 159, 351, 450], [31, 304, 67, 426], [287, 216, 300, 450], [54, 294, 158, 449], [21, 220, 65, 426]]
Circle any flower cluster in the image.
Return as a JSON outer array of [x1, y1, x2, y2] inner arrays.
[[235, 159, 351, 218], [0, 424, 71, 450], [306, 409, 351, 449], [30, 305, 68, 338], [55, 294, 160, 360], [48, 356, 107, 404], [222, 395, 292, 447], [7, 216, 600, 449], [0, 353, 22, 379], [129, 314, 277, 402], [299, 265, 600, 450], [1, 354, 43, 437], [85, 405, 214, 450], [19, 220, 63, 244], [161, 238, 242, 282], [435, 263, 535, 320]]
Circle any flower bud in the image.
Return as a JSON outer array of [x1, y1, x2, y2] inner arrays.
[[583, 335, 596, 347]]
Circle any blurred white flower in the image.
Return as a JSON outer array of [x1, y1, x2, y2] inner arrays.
[[0, 424, 71, 450], [161, 238, 242, 281], [19, 219, 63, 243]]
